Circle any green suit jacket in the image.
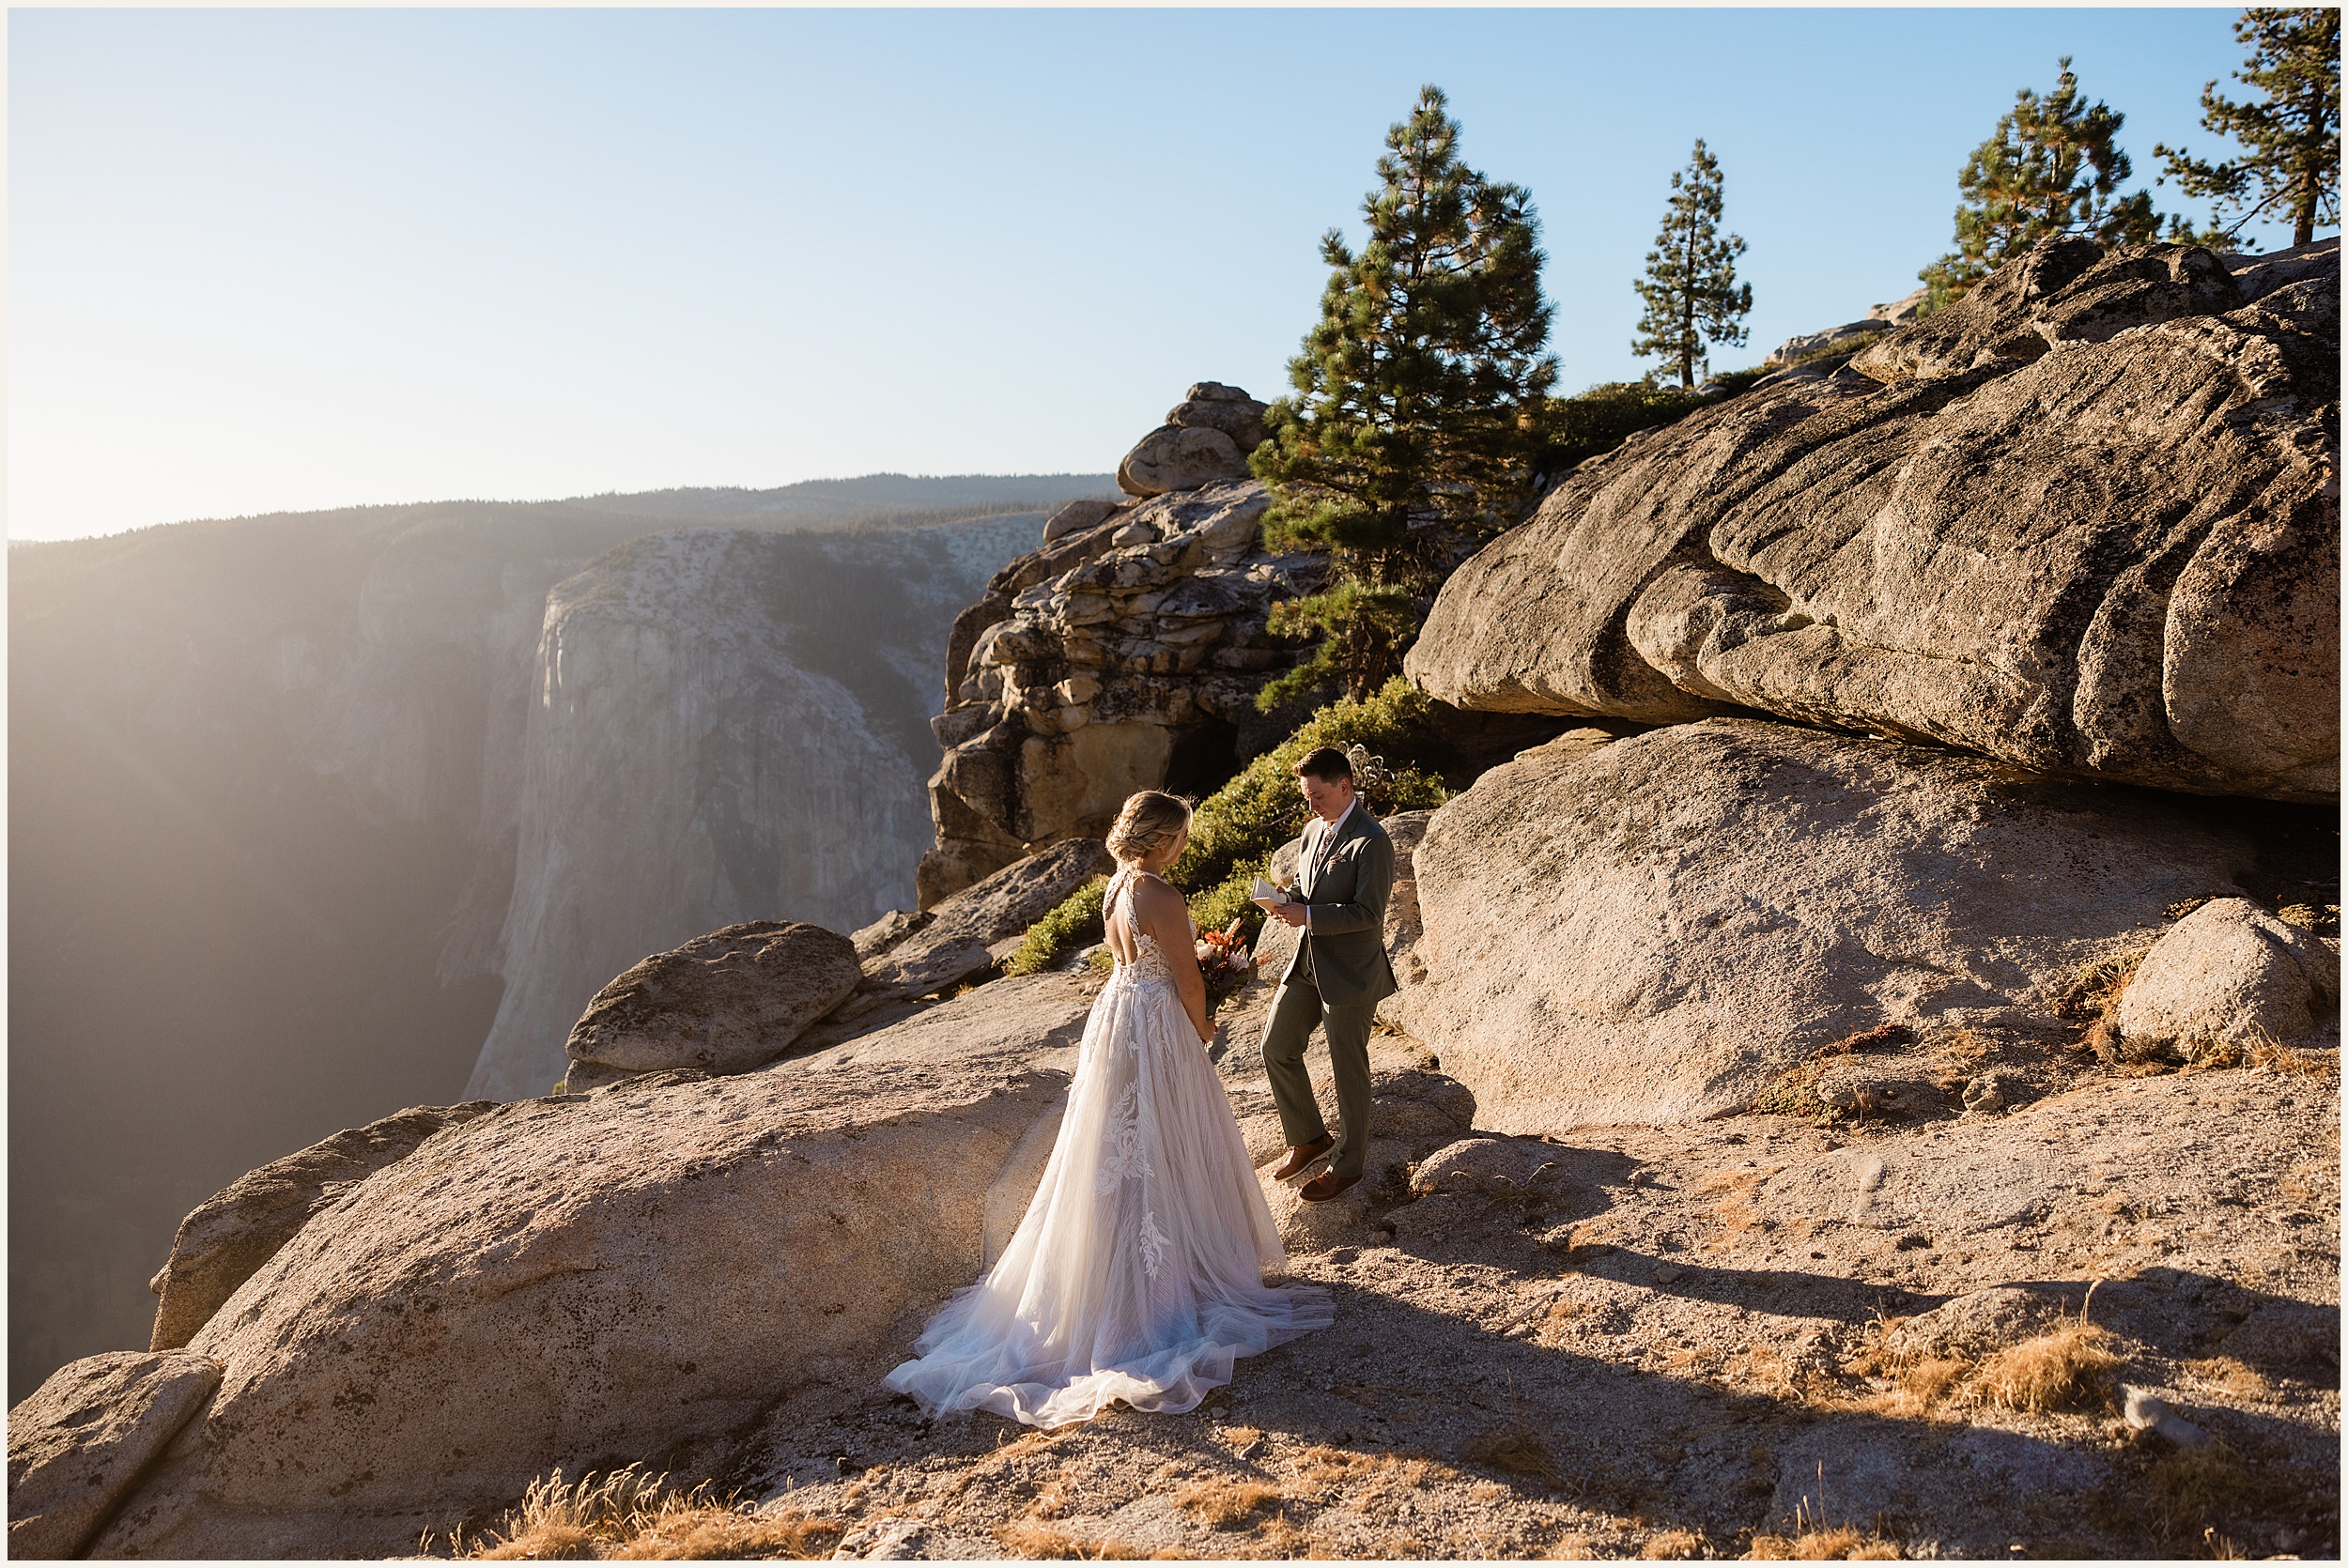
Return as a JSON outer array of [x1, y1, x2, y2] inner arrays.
[[1278, 805, 1398, 1010]]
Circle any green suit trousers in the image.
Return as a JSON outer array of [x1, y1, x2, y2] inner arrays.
[[1259, 964, 1377, 1181]]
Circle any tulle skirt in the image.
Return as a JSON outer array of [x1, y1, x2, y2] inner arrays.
[[884, 965, 1331, 1427]]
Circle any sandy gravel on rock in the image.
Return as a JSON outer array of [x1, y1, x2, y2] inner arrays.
[[715, 1049, 2338, 1560]]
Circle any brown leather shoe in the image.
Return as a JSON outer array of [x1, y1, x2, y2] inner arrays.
[[1271, 1132, 1334, 1181], [1299, 1169, 1361, 1203]]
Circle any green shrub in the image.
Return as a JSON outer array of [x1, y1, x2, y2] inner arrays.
[[1537, 380, 1710, 475], [1170, 675, 1450, 928], [1703, 364, 1777, 397], [1011, 679, 1455, 967], [1003, 874, 1109, 976]]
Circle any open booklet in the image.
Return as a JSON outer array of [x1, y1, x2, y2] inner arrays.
[[1250, 876, 1283, 902]]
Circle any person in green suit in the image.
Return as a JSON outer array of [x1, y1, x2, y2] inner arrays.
[[1251, 746, 1398, 1202]]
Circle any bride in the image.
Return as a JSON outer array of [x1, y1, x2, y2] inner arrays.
[[885, 790, 1332, 1427]]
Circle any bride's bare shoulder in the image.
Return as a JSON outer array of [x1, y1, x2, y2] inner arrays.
[[1127, 872, 1188, 926], [1127, 870, 1182, 904]]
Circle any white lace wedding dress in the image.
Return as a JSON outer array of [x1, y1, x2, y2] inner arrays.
[[884, 869, 1332, 1427]]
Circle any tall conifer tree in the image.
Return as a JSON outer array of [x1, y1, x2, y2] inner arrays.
[[1252, 85, 1556, 708], [1921, 57, 2162, 312], [2155, 8, 2340, 247], [1631, 140, 1753, 390]]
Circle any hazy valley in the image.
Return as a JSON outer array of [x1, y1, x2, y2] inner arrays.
[[8, 476, 1111, 1399]]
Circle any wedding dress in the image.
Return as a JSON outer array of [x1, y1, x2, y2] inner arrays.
[[884, 869, 1332, 1427]]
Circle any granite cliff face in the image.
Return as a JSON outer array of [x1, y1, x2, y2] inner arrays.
[[465, 524, 1033, 1099], [8, 484, 1085, 1398]]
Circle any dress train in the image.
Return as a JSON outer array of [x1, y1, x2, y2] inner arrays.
[[884, 872, 1330, 1426]]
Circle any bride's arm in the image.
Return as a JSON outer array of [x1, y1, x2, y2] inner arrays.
[[1135, 879, 1215, 1045]]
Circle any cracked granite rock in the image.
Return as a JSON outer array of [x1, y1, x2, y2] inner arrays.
[[920, 466, 1323, 903], [1406, 238, 2339, 803]]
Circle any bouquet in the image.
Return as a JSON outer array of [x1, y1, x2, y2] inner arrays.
[[1195, 917, 1254, 1007]]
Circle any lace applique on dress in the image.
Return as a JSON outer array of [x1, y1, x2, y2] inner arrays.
[[1136, 1212, 1171, 1279], [1107, 873, 1177, 989], [1095, 1083, 1151, 1193]]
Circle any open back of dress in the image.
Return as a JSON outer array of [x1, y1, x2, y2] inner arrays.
[[883, 870, 1331, 1426]]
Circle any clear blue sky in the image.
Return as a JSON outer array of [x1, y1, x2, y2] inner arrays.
[[8, 7, 2309, 541]]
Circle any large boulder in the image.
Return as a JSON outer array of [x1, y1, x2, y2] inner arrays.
[[1041, 498, 1122, 546], [792, 973, 1097, 1266], [147, 1101, 495, 1351], [563, 920, 862, 1080], [1390, 718, 2263, 1130], [8, 1351, 222, 1560], [1118, 425, 1250, 498], [1849, 237, 2244, 382], [838, 838, 1114, 1016], [1868, 286, 1927, 324], [85, 976, 1093, 1559], [2112, 896, 2341, 1053], [1406, 238, 2340, 803], [1165, 382, 1270, 457], [1765, 320, 1888, 365]]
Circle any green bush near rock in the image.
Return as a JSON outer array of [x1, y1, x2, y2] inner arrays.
[[1002, 875, 1110, 977], [1173, 678, 1450, 938], [1537, 381, 1711, 476], [1009, 679, 1453, 972]]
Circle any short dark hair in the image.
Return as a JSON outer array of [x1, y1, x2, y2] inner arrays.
[[1291, 746, 1353, 784]]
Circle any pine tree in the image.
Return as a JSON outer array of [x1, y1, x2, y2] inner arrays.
[[2155, 8, 2340, 248], [1921, 57, 2163, 313], [1630, 140, 1753, 390], [1251, 85, 1557, 709]]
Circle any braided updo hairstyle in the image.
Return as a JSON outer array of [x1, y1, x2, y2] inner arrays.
[[1105, 790, 1193, 868]]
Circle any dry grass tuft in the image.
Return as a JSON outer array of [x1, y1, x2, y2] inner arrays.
[[1721, 1342, 1800, 1400], [2146, 1442, 2249, 1544], [605, 1508, 842, 1561], [994, 1427, 1076, 1462], [989, 1519, 1168, 1560], [1028, 1479, 1072, 1521], [1285, 1445, 1449, 1515], [450, 1466, 841, 1561], [1460, 1425, 1559, 1483], [1640, 1526, 1707, 1558], [1872, 1356, 1969, 1416], [1974, 1323, 2123, 1412], [2186, 1356, 2271, 1400], [2248, 1030, 2334, 1075], [1169, 1478, 1283, 1528], [1749, 1525, 1901, 1559], [1245, 1516, 1325, 1559], [1939, 1025, 1997, 1071], [1291, 1445, 1429, 1486], [2063, 951, 2144, 1019]]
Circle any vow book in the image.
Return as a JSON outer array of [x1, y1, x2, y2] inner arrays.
[[1250, 876, 1282, 901]]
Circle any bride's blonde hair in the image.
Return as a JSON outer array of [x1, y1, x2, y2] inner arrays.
[[1106, 790, 1192, 867]]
